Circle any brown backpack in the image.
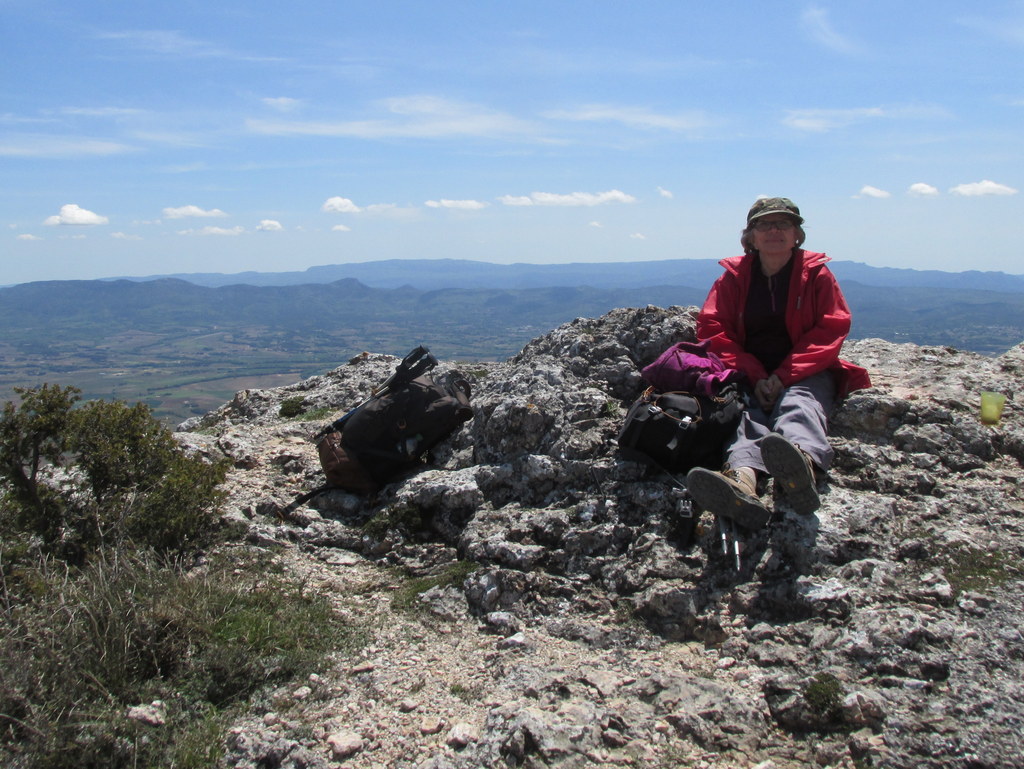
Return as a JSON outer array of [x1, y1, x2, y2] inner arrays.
[[283, 347, 473, 516]]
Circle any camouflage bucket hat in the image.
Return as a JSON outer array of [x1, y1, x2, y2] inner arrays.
[[747, 197, 803, 224]]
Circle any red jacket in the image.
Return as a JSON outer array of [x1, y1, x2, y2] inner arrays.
[[696, 250, 871, 397]]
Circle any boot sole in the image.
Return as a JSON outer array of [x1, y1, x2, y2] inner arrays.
[[761, 433, 820, 515], [685, 467, 771, 531]]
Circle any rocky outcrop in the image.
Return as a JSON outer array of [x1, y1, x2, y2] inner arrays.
[[177, 306, 1024, 769]]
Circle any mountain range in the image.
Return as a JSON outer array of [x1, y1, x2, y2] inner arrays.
[[3, 258, 1023, 424], [112, 257, 1024, 294]]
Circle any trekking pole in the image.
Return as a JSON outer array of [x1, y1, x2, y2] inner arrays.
[[715, 516, 742, 572], [730, 517, 742, 572], [379, 345, 436, 394]]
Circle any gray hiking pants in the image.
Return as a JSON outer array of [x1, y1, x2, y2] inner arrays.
[[725, 370, 836, 473]]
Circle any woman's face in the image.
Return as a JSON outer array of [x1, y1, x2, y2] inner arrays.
[[750, 215, 799, 257]]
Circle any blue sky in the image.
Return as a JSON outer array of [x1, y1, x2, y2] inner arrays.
[[2, 1, 1022, 285]]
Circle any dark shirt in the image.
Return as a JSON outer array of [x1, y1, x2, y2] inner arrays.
[[744, 256, 793, 373]]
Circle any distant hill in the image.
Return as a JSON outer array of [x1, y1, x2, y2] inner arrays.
[[110, 258, 1024, 294], [0, 278, 705, 342], [0, 278, 708, 423], [3, 263, 1023, 424], [7, 274, 1023, 354]]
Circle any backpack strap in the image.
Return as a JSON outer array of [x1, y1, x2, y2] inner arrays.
[[317, 346, 438, 438], [279, 483, 334, 520]]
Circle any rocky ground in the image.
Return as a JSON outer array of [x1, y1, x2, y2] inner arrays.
[[176, 306, 1024, 769]]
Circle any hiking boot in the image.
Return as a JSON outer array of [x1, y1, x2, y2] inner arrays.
[[685, 466, 771, 531], [761, 433, 820, 515]]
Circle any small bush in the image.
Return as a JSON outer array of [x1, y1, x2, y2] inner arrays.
[[0, 385, 366, 768], [278, 396, 306, 418], [0, 384, 80, 543], [363, 500, 425, 540], [1, 385, 227, 564], [804, 672, 844, 722]]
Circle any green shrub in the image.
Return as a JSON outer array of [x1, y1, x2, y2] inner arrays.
[[363, 500, 425, 540], [0, 384, 80, 541], [803, 672, 844, 722], [0, 386, 369, 767], [0, 385, 227, 564], [278, 396, 306, 418]]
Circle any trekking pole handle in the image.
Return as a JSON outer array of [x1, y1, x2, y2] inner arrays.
[[402, 350, 438, 381], [402, 345, 431, 369]]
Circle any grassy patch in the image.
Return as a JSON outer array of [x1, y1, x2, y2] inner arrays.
[[0, 548, 368, 769], [448, 681, 486, 702], [938, 545, 1020, 596], [277, 397, 334, 422], [362, 501, 426, 540], [390, 560, 479, 614], [296, 406, 335, 422]]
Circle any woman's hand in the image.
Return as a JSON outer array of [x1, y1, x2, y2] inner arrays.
[[754, 374, 784, 411]]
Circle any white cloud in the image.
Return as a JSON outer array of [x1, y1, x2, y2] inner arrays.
[[256, 219, 284, 231], [321, 198, 413, 219], [908, 183, 940, 197], [425, 199, 489, 210], [630, 233, 647, 240], [101, 29, 223, 57], [43, 203, 109, 226], [177, 226, 245, 236], [248, 95, 538, 141], [800, 7, 862, 55], [544, 104, 709, 131], [61, 106, 146, 118], [322, 196, 363, 213], [498, 190, 636, 207], [0, 136, 136, 158], [499, 195, 534, 207], [782, 104, 947, 133], [332, 224, 352, 232], [857, 185, 891, 199], [589, 221, 603, 228], [949, 180, 1018, 196], [657, 186, 673, 199], [163, 205, 227, 219], [17, 233, 42, 241], [98, 29, 282, 64], [365, 203, 398, 215], [111, 231, 142, 240], [957, 13, 1024, 46], [783, 107, 884, 132], [262, 97, 302, 112]]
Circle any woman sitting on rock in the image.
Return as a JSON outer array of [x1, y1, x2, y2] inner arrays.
[[685, 197, 870, 529]]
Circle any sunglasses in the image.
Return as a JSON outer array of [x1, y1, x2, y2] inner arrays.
[[751, 219, 796, 232]]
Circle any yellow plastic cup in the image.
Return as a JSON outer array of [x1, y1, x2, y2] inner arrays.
[[980, 391, 1007, 425]]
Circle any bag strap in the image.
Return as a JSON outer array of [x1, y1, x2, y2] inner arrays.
[[279, 483, 334, 520], [315, 345, 438, 439], [649, 390, 705, 426]]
